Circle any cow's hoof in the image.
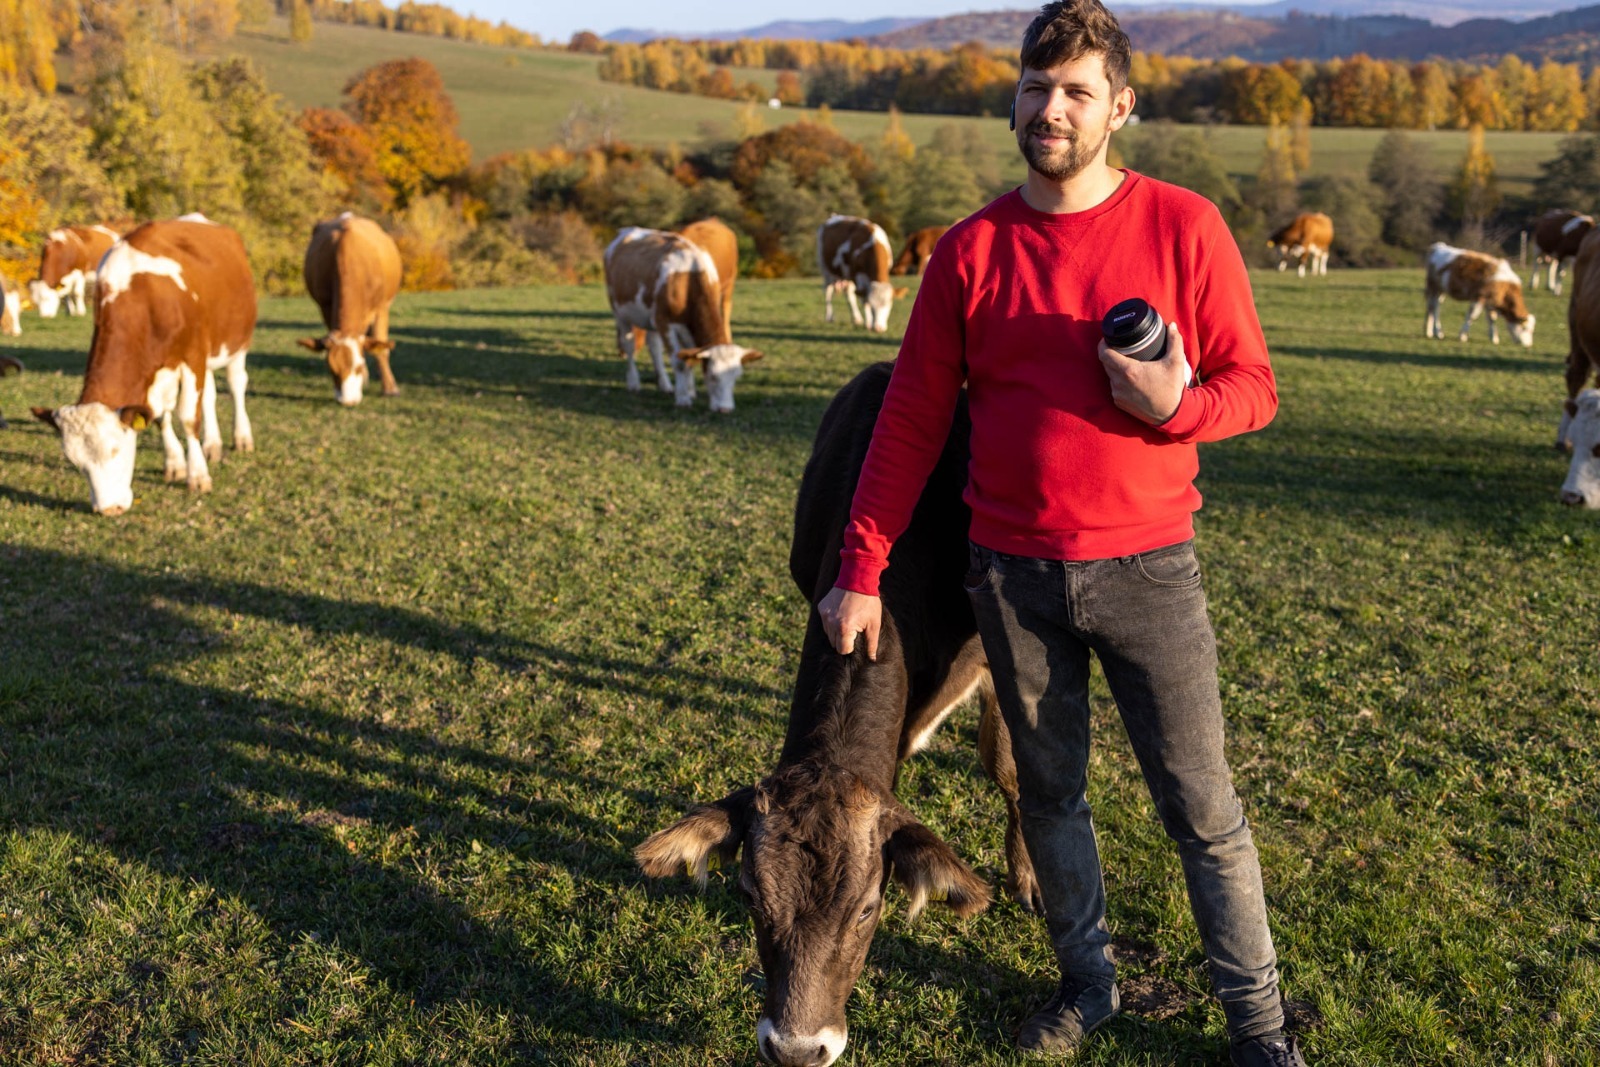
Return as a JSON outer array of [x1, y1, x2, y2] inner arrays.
[[204, 442, 222, 463], [235, 434, 254, 453], [1007, 870, 1047, 916], [164, 464, 185, 483], [383, 387, 400, 397], [188, 474, 213, 493]]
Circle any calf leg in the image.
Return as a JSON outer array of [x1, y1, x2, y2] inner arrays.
[[1459, 300, 1485, 342], [1424, 291, 1442, 339], [618, 323, 643, 393], [844, 286, 864, 327], [646, 331, 671, 393], [227, 352, 254, 453], [1296, 255, 1308, 279], [200, 368, 223, 463], [823, 281, 836, 323], [1486, 308, 1500, 345], [1552, 258, 1566, 297], [160, 413, 185, 482], [177, 367, 212, 493], [978, 678, 1044, 914]]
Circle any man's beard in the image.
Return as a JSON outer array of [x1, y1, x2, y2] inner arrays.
[[1019, 120, 1107, 181]]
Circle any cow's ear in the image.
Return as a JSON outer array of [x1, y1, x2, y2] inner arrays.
[[881, 801, 991, 920], [893, 286, 909, 299], [677, 346, 706, 367], [31, 406, 60, 432], [363, 338, 394, 354], [740, 348, 765, 364], [636, 785, 755, 888], [297, 337, 325, 351], [118, 405, 152, 431]]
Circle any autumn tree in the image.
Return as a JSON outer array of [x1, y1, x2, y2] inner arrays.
[[1250, 117, 1298, 229], [1368, 130, 1441, 251], [1289, 97, 1312, 172], [298, 106, 392, 211], [774, 70, 804, 106], [567, 31, 603, 54], [0, 0, 59, 94], [0, 92, 120, 228], [289, 0, 314, 42], [342, 57, 470, 206], [1445, 124, 1500, 242]]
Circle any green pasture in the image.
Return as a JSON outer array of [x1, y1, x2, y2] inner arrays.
[[223, 18, 1568, 199], [0, 269, 1596, 1065]]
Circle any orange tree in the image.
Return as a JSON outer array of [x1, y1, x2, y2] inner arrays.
[[341, 57, 470, 206]]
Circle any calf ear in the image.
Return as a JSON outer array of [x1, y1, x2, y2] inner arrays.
[[677, 346, 706, 367], [636, 785, 755, 888], [363, 339, 394, 354], [118, 405, 153, 431], [882, 803, 991, 921], [31, 406, 60, 432], [297, 337, 326, 351], [740, 348, 765, 364]]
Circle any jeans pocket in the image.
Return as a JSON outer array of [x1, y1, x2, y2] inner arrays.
[[1133, 542, 1202, 588], [963, 543, 996, 593]]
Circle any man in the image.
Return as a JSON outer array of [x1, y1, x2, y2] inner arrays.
[[815, 2, 1306, 1064]]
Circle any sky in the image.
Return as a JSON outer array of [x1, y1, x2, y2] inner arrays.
[[506, 1, 1278, 46]]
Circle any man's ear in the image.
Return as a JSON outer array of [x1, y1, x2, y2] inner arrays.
[[31, 406, 60, 432], [1009, 82, 1018, 130], [636, 786, 756, 888], [1109, 83, 1137, 132], [881, 801, 991, 920], [297, 337, 326, 351]]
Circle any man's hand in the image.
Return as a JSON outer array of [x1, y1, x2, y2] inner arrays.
[[1099, 321, 1189, 425], [816, 585, 881, 660]]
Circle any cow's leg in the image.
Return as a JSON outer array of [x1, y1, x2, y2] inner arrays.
[[178, 366, 212, 492], [646, 330, 671, 393], [977, 674, 1044, 914], [823, 280, 836, 323], [160, 412, 186, 483], [1275, 255, 1287, 273], [1486, 308, 1500, 345], [1558, 348, 1594, 450], [372, 306, 399, 396], [1424, 292, 1441, 339], [226, 352, 254, 453], [668, 326, 696, 407], [1459, 300, 1485, 342], [1296, 255, 1308, 279], [618, 322, 643, 393], [200, 367, 223, 463], [1318, 248, 1329, 275], [1551, 258, 1564, 297], [844, 285, 864, 327]]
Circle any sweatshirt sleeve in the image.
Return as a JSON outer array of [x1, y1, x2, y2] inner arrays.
[[835, 241, 970, 597], [1157, 208, 1278, 444]]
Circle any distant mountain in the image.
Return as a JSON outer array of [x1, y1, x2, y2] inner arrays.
[[603, 17, 925, 44], [871, 2, 1600, 63]]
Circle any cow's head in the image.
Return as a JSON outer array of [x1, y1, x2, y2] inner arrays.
[[677, 344, 764, 413], [29, 280, 60, 318], [637, 763, 989, 1067], [1508, 312, 1536, 348], [1561, 389, 1600, 507], [298, 334, 392, 406], [32, 402, 150, 516], [859, 283, 909, 333]]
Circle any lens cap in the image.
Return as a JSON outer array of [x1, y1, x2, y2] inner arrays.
[[1102, 298, 1160, 349]]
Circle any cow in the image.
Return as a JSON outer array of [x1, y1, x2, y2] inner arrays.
[[1529, 209, 1593, 296], [31, 217, 255, 516], [1560, 391, 1600, 506], [1, 273, 20, 337], [890, 224, 950, 277], [1266, 212, 1333, 277], [627, 217, 741, 368], [1558, 227, 1600, 460], [817, 215, 908, 333], [604, 226, 763, 413], [1424, 242, 1535, 347], [30, 224, 122, 318], [296, 213, 403, 407], [637, 362, 1040, 1067]]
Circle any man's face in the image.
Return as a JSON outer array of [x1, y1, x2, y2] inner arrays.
[[1014, 53, 1132, 182]]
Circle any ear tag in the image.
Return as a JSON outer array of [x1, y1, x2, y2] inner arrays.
[[131, 413, 148, 431]]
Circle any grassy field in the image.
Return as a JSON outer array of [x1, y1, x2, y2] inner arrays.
[[0, 269, 1596, 1066], [222, 18, 1570, 199]]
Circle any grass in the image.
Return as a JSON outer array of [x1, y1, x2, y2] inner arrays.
[[0, 268, 1596, 1066], [222, 18, 1571, 199]]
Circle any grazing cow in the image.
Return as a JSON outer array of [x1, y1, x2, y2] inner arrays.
[[638, 362, 1039, 1067], [297, 213, 403, 407], [1529, 209, 1593, 296], [1, 274, 20, 336], [890, 224, 950, 276], [604, 227, 763, 413], [1560, 390, 1600, 506], [1558, 228, 1600, 458], [30, 224, 122, 318], [817, 215, 908, 332], [1424, 242, 1535, 346], [32, 217, 256, 516], [1266, 212, 1334, 277], [627, 217, 741, 365]]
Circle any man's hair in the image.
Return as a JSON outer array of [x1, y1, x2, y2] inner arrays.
[[1019, 0, 1132, 92]]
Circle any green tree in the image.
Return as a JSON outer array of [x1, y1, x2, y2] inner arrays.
[[0, 93, 121, 228], [1368, 129, 1442, 251], [1301, 174, 1385, 266], [1124, 122, 1241, 218], [289, 0, 313, 43], [1531, 132, 1600, 216], [1250, 116, 1298, 228]]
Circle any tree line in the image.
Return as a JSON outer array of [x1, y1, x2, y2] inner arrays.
[[595, 36, 1600, 133]]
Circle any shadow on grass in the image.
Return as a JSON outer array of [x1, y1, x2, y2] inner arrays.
[[0, 546, 803, 1051], [1273, 341, 1554, 375]]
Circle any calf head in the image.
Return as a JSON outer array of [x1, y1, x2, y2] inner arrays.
[[298, 334, 394, 406], [29, 280, 60, 318], [1561, 389, 1600, 507], [860, 282, 909, 333], [677, 344, 764, 412], [32, 402, 150, 516], [637, 762, 989, 1067]]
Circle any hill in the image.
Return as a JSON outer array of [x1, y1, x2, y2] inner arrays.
[[604, 17, 924, 44]]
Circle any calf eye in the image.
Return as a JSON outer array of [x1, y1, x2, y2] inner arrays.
[[857, 901, 877, 924]]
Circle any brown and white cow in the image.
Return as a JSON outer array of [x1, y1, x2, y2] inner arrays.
[[627, 217, 741, 368], [817, 215, 908, 333], [297, 213, 402, 407], [1558, 229, 1600, 473], [1424, 242, 1535, 346], [1, 273, 20, 337], [638, 362, 1038, 1067], [889, 224, 950, 276], [1529, 208, 1593, 296], [32, 217, 255, 515], [1266, 212, 1333, 277], [31, 223, 122, 318], [605, 226, 763, 413]]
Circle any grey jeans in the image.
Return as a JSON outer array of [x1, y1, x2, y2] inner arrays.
[[965, 539, 1283, 1041]]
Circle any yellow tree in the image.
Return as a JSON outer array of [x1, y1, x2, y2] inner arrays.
[[0, 0, 59, 94], [289, 0, 314, 42], [1409, 61, 1453, 129], [1446, 123, 1500, 235], [1289, 97, 1312, 172], [1530, 61, 1585, 132], [342, 56, 470, 206]]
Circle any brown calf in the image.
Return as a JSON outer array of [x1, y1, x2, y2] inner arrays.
[[817, 215, 907, 332], [889, 224, 950, 276], [1424, 242, 1535, 346], [32, 217, 256, 515], [1266, 212, 1333, 277], [33, 223, 123, 317], [638, 362, 1037, 1067], [1529, 208, 1593, 296], [298, 213, 403, 406]]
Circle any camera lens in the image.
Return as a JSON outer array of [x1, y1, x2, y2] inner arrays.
[[1102, 298, 1167, 362]]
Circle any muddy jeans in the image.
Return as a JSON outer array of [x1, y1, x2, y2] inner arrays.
[[965, 539, 1283, 1041]]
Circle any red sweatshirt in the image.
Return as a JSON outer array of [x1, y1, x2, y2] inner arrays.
[[837, 172, 1277, 597]]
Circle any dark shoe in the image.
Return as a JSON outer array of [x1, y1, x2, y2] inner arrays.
[[1017, 977, 1120, 1053], [1231, 1033, 1307, 1066]]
